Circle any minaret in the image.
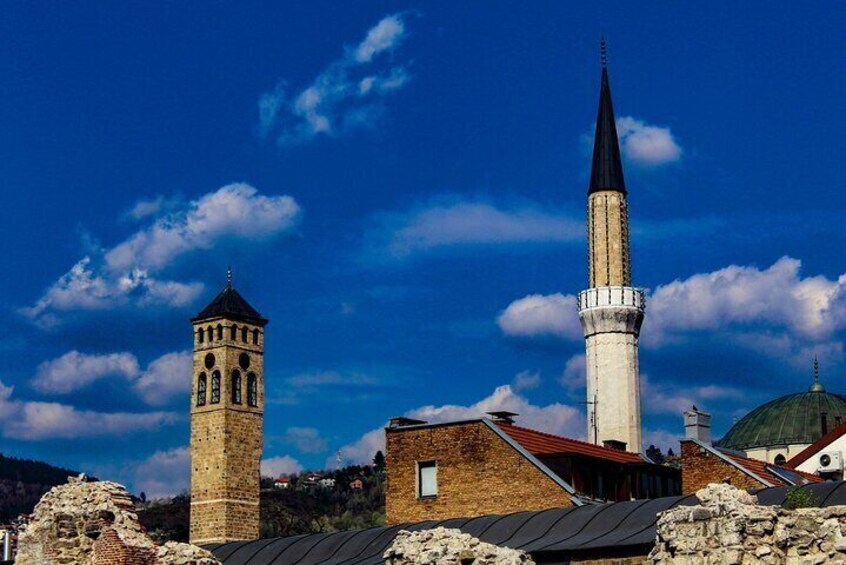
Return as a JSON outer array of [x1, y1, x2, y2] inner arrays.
[[578, 40, 645, 453], [189, 269, 268, 544]]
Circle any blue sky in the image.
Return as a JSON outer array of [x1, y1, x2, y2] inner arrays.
[[0, 2, 844, 497]]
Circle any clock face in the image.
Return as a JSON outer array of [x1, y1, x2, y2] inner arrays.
[[239, 353, 251, 370], [204, 353, 216, 369]]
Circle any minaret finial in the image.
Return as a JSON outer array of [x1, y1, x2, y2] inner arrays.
[[814, 356, 820, 383], [227, 265, 233, 288], [600, 36, 607, 69]]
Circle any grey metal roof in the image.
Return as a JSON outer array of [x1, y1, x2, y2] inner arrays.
[[588, 63, 626, 195], [207, 481, 846, 564]]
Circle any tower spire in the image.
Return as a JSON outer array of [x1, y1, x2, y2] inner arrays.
[[589, 38, 626, 194]]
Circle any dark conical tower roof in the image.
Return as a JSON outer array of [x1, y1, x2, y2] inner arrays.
[[192, 271, 268, 326], [588, 42, 626, 195]]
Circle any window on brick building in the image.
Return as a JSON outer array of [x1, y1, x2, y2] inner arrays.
[[252, 329, 259, 345], [232, 370, 242, 404], [242, 326, 249, 342], [211, 371, 221, 404], [231, 325, 238, 340], [197, 373, 207, 406], [247, 373, 258, 406], [217, 324, 223, 340], [197, 329, 204, 344], [418, 461, 437, 498], [774, 454, 786, 465]]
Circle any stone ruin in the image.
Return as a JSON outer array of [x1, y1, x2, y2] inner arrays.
[[383, 527, 534, 565], [15, 474, 220, 565], [650, 483, 846, 564]]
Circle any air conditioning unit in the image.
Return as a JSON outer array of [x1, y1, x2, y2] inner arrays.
[[818, 451, 843, 473]]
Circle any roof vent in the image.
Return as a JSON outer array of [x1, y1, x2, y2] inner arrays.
[[388, 417, 427, 429], [486, 411, 519, 424], [603, 439, 627, 451]]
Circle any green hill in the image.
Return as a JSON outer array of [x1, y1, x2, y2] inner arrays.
[[0, 453, 84, 523]]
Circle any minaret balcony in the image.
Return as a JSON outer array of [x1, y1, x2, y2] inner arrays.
[[578, 286, 646, 312]]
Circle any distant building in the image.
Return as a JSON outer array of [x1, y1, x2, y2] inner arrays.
[[318, 477, 336, 489], [273, 477, 292, 489], [349, 478, 363, 490], [681, 407, 821, 494], [716, 360, 846, 464], [787, 420, 846, 480], [385, 413, 679, 524]]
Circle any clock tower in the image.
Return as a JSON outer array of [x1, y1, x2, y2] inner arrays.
[[189, 270, 268, 544]]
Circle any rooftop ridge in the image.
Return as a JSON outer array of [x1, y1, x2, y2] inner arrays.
[[497, 422, 644, 461]]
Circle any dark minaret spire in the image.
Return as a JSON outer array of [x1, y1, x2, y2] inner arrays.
[[589, 37, 626, 194]]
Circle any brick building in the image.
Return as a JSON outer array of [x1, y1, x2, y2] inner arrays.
[[680, 408, 821, 495], [385, 413, 679, 524]]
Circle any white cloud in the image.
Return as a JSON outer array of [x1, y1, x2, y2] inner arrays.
[[616, 116, 682, 166], [32, 351, 140, 394], [353, 15, 406, 63], [261, 455, 304, 478], [640, 375, 742, 416], [30, 350, 192, 406], [513, 370, 541, 391], [642, 428, 680, 454], [336, 384, 583, 465], [371, 200, 583, 259], [280, 427, 329, 454], [559, 354, 586, 395], [133, 447, 190, 499], [499, 257, 846, 363], [260, 14, 410, 145], [22, 183, 300, 327], [133, 351, 193, 406], [0, 379, 177, 440], [124, 195, 181, 222], [647, 257, 846, 344], [497, 293, 582, 340]]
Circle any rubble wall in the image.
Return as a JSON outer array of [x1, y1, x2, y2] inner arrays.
[[15, 475, 220, 565], [649, 483, 846, 564]]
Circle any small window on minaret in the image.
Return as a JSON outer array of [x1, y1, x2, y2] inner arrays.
[[232, 370, 242, 404], [211, 371, 221, 404], [197, 373, 207, 406], [247, 373, 258, 407]]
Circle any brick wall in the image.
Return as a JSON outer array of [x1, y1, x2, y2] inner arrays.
[[91, 528, 155, 565], [386, 421, 573, 524], [680, 440, 763, 495]]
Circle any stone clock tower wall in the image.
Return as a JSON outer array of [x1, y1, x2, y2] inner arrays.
[[189, 281, 267, 545]]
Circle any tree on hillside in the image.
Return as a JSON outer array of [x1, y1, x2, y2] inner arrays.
[[373, 450, 386, 472]]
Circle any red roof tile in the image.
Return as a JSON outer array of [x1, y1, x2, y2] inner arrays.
[[787, 421, 846, 469], [719, 449, 822, 486], [496, 422, 644, 464]]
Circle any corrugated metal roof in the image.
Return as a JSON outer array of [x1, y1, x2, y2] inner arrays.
[[208, 482, 846, 564]]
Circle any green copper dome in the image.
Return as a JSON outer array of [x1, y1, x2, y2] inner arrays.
[[718, 389, 846, 451]]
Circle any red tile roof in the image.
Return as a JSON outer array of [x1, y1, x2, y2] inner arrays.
[[719, 449, 822, 486], [496, 422, 645, 464], [787, 421, 846, 469]]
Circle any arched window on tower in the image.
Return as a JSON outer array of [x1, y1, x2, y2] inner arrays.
[[207, 326, 214, 342], [197, 329, 204, 344], [252, 329, 259, 345], [211, 371, 221, 404], [217, 324, 223, 341], [247, 373, 258, 407], [242, 326, 248, 342], [197, 373, 207, 406], [231, 370, 242, 404], [231, 324, 238, 340]]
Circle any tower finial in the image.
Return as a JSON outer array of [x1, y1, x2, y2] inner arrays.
[[809, 356, 826, 392], [227, 265, 232, 288], [600, 36, 607, 69]]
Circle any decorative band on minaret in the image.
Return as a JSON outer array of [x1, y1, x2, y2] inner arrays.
[[578, 41, 645, 453]]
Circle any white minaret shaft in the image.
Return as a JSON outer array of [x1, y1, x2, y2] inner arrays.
[[578, 44, 645, 453]]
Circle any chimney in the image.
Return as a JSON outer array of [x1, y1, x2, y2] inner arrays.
[[603, 439, 627, 451], [486, 411, 519, 425], [684, 406, 712, 445]]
